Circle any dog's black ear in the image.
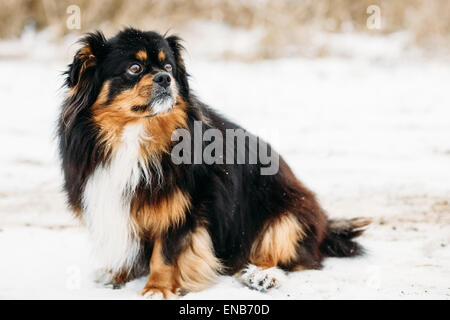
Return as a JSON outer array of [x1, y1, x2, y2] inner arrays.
[[166, 35, 189, 98], [66, 31, 107, 89], [61, 31, 107, 128]]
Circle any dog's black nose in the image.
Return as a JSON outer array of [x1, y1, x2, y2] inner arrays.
[[153, 73, 171, 89]]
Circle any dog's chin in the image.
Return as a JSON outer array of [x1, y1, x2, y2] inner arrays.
[[149, 93, 175, 116]]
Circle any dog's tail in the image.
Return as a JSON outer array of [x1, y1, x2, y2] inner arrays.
[[320, 217, 371, 257]]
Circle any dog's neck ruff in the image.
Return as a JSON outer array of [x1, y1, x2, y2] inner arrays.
[[82, 123, 148, 273]]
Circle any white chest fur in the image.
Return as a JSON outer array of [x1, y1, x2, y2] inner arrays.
[[82, 123, 148, 273]]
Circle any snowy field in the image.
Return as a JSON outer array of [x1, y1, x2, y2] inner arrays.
[[0, 30, 449, 299]]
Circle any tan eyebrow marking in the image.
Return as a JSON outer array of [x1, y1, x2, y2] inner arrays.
[[136, 50, 147, 61], [158, 50, 166, 62]]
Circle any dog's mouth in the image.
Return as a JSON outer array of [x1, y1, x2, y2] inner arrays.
[[148, 88, 176, 116]]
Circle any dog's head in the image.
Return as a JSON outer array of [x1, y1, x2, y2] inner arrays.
[[62, 28, 189, 128]]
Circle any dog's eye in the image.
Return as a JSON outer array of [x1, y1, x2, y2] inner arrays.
[[127, 64, 143, 75], [164, 64, 173, 72]]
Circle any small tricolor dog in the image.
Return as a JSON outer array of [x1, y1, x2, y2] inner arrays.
[[57, 28, 370, 298]]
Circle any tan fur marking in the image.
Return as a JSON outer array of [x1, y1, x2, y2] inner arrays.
[[94, 80, 111, 106], [91, 75, 153, 155], [141, 97, 188, 155], [70, 206, 83, 219], [176, 227, 222, 292], [76, 46, 96, 77], [250, 212, 305, 269], [132, 188, 190, 237], [112, 268, 135, 285], [158, 50, 166, 62], [141, 239, 179, 299], [78, 46, 92, 56], [67, 45, 96, 97], [136, 50, 147, 61], [141, 227, 221, 298]]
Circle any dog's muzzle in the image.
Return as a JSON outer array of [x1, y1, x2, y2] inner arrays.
[[149, 72, 176, 115]]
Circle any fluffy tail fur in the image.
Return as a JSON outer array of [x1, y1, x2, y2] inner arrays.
[[320, 217, 371, 257]]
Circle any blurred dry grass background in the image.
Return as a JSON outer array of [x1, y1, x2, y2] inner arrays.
[[0, 0, 449, 58]]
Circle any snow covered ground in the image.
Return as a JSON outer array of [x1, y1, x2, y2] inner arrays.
[[0, 30, 449, 299]]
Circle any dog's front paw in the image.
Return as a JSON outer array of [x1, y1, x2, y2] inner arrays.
[[91, 268, 129, 289], [237, 264, 285, 292], [141, 286, 180, 300], [92, 268, 115, 285]]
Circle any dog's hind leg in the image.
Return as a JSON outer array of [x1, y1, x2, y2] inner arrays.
[[236, 212, 306, 291]]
